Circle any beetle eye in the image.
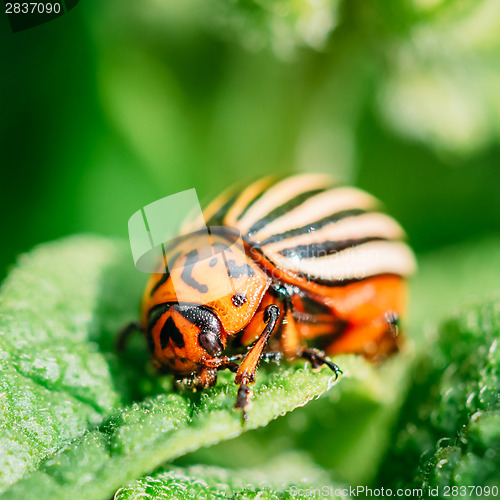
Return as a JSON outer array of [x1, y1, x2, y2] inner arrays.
[[198, 330, 222, 357]]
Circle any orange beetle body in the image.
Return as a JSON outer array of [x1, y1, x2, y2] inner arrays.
[[130, 174, 416, 417], [141, 231, 271, 378]]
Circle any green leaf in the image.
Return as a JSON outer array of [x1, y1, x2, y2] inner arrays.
[[420, 300, 500, 488], [377, 297, 500, 489], [114, 452, 348, 500], [183, 350, 415, 486], [424, 410, 500, 490], [0, 364, 345, 500], [0, 236, 143, 492], [0, 236, 367, 499]]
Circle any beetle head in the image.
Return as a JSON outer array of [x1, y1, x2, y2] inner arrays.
[[152, 303, 226, 375]]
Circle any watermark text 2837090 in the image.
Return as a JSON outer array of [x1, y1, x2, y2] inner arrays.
[[288, 485, 499, 497], [3, 0, 80, 32], [5, 3, 61, 14]]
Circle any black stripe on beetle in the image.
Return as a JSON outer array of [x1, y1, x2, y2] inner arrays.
[[235, 179, 278, 221], [150, 251, 181, 296], [247, 188, 325, 236], [226, 259, 255, 279], [300, 272, 400, 288], [259, 208, 366, 246], [206, 191, 241, 226], [279, 236, 387, 259], [181, 249, 209, 293]]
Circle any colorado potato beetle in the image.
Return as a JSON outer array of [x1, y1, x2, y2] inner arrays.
[[120, 174, 416, 418]]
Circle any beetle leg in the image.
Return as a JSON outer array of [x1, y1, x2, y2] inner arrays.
[[299, 347, 342, 379], [239, 294, 279, 347], [203, 355, 240, 368], [235, 304, 281, 420], [216, 354, 245, 373], [200, 355, 239, 374], [203, 351, 281, 376], [116, 321, 142, 353], [224, 353, 245, 362]]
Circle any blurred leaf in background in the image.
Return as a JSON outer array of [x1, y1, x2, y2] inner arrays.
[[2, 0, 500, 280], [113, 454, 345, 500]]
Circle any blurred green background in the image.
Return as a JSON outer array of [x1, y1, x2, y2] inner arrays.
[[1, 1, 500, 495], [1, 0, 500, 281]]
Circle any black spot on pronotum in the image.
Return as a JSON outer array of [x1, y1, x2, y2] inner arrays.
[[160, 316, 185, 349], [181, 249, 209, 293], [232, 293, 247, 307], [225, 259, 254, 279], [209, 257, 218, 267]]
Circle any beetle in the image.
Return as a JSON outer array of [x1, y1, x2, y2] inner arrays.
[[119, 174, 416, 419]]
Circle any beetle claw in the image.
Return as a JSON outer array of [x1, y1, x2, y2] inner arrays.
[[235, 383, 252, 421], [300, 347, 342, 379]]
